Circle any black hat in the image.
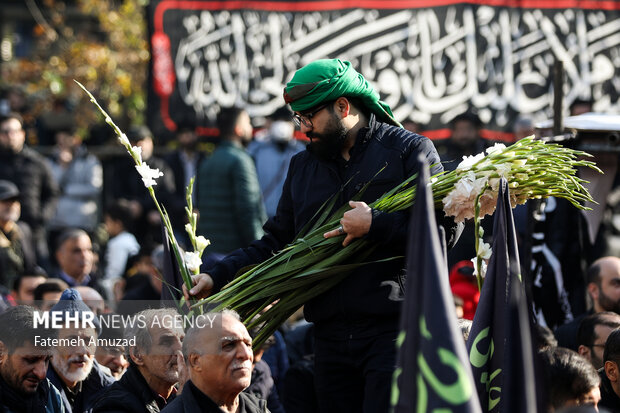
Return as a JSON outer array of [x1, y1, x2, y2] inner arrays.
[[0, 180, 19, 201], [126, 125, 152, 143]]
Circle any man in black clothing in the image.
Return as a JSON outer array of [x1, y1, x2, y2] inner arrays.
[[162, 311, 267, 413], [0, 306, 64, 413], [600, 329, 620, 411], [185, 59, 460, 412], [0, 113, 58, 267], [93, 308, 185, 412]]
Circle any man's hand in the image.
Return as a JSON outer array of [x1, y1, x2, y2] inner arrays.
[[182, 273, 214, 302], [323, 201, 372, 247]]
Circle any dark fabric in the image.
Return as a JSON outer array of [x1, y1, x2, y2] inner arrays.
[[282, 355, 317, 413], [392, 155, 480, 412], [162, 150, 204, 232], [207, 115, 460, 340], [245, 360, 284, 413], [599, 368, 620, 412], [47, 359, 115, 413], [92, 364, 171, 413], [313, 330, 397, 413], [161, 380, 267, 413], [0, 373, 59, 413], [0, 220, 36, 289], [554, 311, 591, 351], [196, 141, 266, 255], [466, 180, 540, 413], [261, 331, 289, 398], [0, 146, 59, 262]]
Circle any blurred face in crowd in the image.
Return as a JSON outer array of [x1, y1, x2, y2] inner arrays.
[[134, 136, 154, 160], [0, 118, 25, 153], [590, 324, 616, 370], [451, 119, 479, 149], [55, 131, 79, 150], [135, 324, 185, 386], [51, 326, 97, 388], [0, 341, 50, 395], [189, 314, 253, 397], [95, 344, 128, 379], [55, 234, 94, 281], [14, 275, 46, 305], [39, 291, 63, 311], [177, 129, 198, 151], [0, 198, 20, 226], [591, 258, 620, 313], [236, 111, 253, 146]]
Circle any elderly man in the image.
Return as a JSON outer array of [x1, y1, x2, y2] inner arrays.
[[186, 59, 460, 412], [47, 289, 114, 413], [92, 308, 185, 412], [162, 310, 265, 412], [556, 256, 620, 350], [0, 306, 64, 412]]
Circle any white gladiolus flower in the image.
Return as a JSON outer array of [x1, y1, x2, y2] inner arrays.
[[486, 143, 507, 155], [184, 251, 202, 272], [132, 145, 143, 164], [195, 236, 210, 254], [495, 163, 512, 178], [456, 152, 485, 171], [135, 163, 164, 187], [185, 223, 193, 235], [118, 133, 130, 147], [478, 239, 492, 259], [471, 258, 488, 279]]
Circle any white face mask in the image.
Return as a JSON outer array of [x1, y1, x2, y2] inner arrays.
[[269, 121, 295, 142]]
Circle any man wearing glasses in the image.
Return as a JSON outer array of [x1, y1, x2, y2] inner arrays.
[[187, 59, 460, 412]]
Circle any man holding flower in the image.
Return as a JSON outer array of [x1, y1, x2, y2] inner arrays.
[[186, 59, 460, 412]]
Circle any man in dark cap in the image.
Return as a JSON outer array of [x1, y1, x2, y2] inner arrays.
[[187, 59, 460, 412], [0, 179, 37, 290], [47, 288, 114, 413]]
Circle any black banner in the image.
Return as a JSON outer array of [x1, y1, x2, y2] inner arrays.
[[147, 1, 620, 142]]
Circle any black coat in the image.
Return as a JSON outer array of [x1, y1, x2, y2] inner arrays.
[[0, 147, 58, 240], [92, 364, 172, 413], [208, 115, 460, 339], [161, 381, 267, 413]]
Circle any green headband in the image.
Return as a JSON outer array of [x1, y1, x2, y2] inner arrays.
[[284, 59, 401, 127]]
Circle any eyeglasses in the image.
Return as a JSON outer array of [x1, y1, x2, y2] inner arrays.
[[292, 101, 332, 128]]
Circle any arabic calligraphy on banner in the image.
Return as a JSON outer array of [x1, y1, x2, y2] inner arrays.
[[147, 0, 620, 141]]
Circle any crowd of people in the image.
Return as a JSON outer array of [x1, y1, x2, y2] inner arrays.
[[0, 57, 616, 413]]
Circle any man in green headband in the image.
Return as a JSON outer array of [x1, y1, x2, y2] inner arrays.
[[186, 59, 460, 412]]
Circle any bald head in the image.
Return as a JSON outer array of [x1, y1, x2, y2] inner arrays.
[[588, 257, 620, 314]]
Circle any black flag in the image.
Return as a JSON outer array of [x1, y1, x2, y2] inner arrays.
[[392, 154, 481, 413], [466, 179, 538, 412], [160, 223, 184, 302]]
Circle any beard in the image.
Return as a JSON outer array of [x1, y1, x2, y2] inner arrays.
[[1, 359, 42, 395], [306, 113, 348, 162], [598, 288, 620, 313], [51, 354, 93, 385]]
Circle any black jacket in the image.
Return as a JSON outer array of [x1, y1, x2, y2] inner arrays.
[[47, 359, 114, 413], [0, 147, 58, 235], [600, 368, 620, 412], [207, 115, 460, 339], [92, 364, 173, 413], [161, 381, 267, 413]]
